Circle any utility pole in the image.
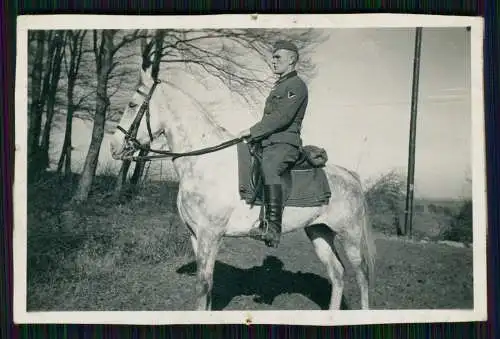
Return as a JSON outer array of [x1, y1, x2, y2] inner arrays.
[[404, 27, 423, 238]]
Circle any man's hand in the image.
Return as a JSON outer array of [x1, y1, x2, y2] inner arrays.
[[237, 128, 251, 140]]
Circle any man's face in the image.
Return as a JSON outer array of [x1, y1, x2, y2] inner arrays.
[[272, 49, 295, 75]]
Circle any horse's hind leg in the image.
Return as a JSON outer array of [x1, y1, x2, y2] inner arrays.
[[194, 230, 222, 311], [305, 224, 344, 310], [338, 218, 372, 310], [341, 234, 370, 309]]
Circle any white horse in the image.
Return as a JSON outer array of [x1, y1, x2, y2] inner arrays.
[[109, 65, 376, 311]]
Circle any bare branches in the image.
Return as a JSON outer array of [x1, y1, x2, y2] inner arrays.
[[112, 29, 152, 55], [74, 30, 87, 77], [149, 28, 326, 106], [93, 30, 100, 71]]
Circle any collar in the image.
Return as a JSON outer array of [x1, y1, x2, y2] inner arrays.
[[275, 70, 297, 84]]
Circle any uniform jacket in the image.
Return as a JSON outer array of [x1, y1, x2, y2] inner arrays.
[[249, 70, 308, 148]]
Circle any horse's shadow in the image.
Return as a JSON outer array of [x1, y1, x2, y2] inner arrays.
[[176, 255, 349, 310]]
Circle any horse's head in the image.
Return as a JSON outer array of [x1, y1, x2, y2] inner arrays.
[[110, 66, 166, 160]]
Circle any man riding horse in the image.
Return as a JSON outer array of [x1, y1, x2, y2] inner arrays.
[[237, 40, 309, 248]]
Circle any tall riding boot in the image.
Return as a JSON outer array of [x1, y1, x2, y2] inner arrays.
[[263, 184, 284, 248], [248, 184, 284, 248]]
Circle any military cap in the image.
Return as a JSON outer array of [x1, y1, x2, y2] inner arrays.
[[273, 40, 299, 55]]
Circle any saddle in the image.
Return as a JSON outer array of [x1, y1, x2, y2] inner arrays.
[[290, 145, 329, 169], [237, 142, 332, 207]]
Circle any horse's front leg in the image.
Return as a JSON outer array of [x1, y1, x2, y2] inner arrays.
[[195, 230, 223, 311]]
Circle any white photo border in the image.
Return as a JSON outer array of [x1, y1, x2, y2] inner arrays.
[[13, 13, 487, 325]]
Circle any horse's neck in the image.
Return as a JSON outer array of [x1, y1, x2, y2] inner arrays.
[[157, 85, 234, 181]]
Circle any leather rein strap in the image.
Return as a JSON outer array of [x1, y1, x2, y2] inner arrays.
[[116, 79, 245, 162], [118, 130, 245, 161]]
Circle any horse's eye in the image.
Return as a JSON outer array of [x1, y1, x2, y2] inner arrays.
[[128, 102, 138, 108]]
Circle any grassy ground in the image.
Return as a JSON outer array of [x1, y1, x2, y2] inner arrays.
[[26, 172, 473, 311]]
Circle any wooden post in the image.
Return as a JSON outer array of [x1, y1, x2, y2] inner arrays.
[[404, 27, 423, 238]]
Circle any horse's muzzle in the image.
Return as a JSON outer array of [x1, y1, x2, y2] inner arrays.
[[111, 141, 136, 160]]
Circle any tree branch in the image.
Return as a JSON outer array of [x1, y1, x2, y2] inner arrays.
[[75, 90, 95, 108], [111, 29, 152, 55], [73, 30, 88, 77], [93, 30, 100, 71]]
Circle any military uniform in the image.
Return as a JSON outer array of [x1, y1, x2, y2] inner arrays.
[[246, 40, 308, 248], [248, 69, 308, 184]]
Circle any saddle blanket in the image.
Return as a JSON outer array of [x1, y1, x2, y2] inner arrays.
[[237, 142, 331, 207]]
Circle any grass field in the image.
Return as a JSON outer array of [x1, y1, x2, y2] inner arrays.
[[26, 172, 473, 311]]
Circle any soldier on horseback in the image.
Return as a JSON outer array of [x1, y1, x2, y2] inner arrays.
[[237, 40, 309, 248], [112, 36, 374, 310]]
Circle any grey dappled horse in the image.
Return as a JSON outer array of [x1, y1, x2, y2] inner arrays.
[[109, 65, 376, 311]]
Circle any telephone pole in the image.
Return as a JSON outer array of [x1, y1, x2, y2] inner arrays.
[[404, 27, 423, 238]]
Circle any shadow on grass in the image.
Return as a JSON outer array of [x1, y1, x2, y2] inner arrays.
[[176, 255, 349, 310]]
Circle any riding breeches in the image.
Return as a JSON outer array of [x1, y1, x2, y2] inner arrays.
[[260, 143, 301, 185]]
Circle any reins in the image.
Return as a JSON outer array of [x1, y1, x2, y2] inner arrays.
[[117, 130, 246, 161], [116, 78, 247, 162]]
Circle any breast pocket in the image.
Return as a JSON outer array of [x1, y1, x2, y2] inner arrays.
[[270, 94, 282, 111], [264, 94, 281, 114]]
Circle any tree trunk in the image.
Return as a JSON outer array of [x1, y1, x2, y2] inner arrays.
[[28, 31, 45, 160], [72, 31, 114, 204], [128, 150, 148, 195], [57, 98, 74, 177], [29, 32, 58, 180], [72, 105, 106, 203], [130, 154, 147, 186], [40, 32, 65, 170], [57, 30, 87, 178], [113, 160, 132, 197]]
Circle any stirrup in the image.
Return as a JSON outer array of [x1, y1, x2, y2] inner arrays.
[[248, 220, 270, 239], [248, 220, 280, 248]]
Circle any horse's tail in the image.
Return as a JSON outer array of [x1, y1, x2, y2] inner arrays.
[[360, 198, 376, 286]]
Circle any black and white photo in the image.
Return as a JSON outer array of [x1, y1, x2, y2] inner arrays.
[[14, 14, 486, 325]]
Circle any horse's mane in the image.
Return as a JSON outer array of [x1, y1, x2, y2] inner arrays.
[[156, 78, 234, 140]]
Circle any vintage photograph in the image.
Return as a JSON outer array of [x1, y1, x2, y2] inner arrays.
[[14, 14, 486, 325]]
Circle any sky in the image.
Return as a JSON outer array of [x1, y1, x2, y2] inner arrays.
[[51, 27, 472, 200], [303, 27, 472, 199]]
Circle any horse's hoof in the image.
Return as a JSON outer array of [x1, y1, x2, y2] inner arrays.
[[264, 238, 280, 248]]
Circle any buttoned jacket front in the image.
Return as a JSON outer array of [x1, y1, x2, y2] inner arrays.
[[249, 70, 308, 147]]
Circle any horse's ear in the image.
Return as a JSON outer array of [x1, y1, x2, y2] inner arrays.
[[140, 65, 154, 85]]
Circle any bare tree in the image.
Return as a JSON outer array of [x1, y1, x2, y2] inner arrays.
[[72, 29, 144, 204], [27, 31, 45, 164], [27, 31, 70, 180], [39, 31, 67, 170], [28, 31, 55, 180], [57, 30, 88, 178], [154, 28, 325, 106]]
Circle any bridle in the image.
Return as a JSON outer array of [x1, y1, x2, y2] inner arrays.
[[116, 78, 161, 152], [115, 78, 246, 162]]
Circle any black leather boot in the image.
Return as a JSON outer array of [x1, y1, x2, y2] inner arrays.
[[248, 184, 284, 248]]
